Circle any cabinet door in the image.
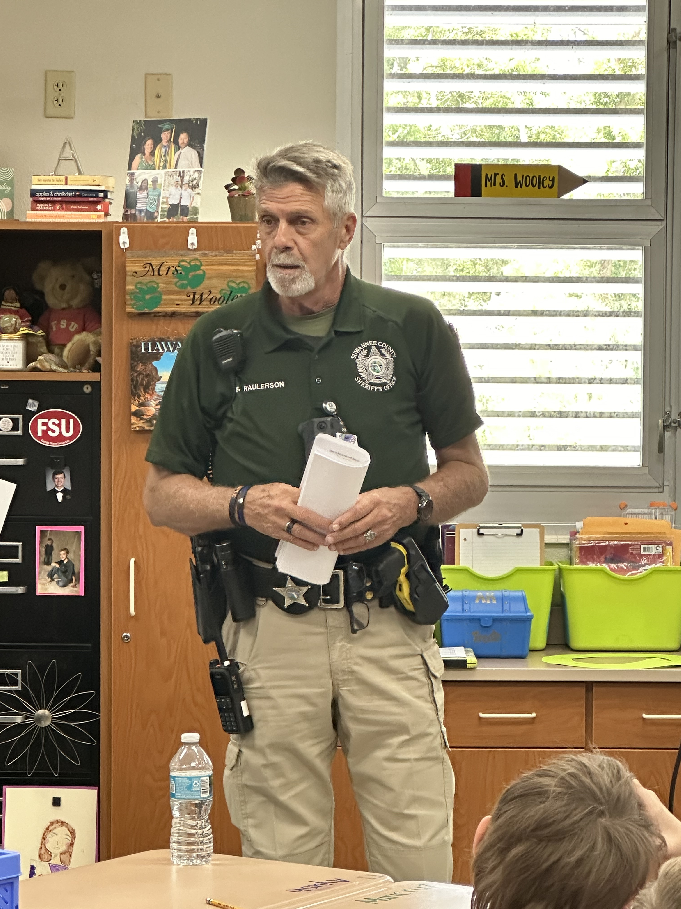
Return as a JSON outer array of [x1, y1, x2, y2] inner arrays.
[[449, 749, 572, 885], [332, 749, 368, 871], [602, 750, 681, 820], [104, 224, 261, 858]]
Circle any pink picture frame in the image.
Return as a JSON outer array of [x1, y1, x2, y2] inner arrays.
[[35, 526, 84, 596]]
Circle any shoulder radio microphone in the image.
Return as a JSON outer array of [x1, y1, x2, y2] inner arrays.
[[212, 328, 245, 373]]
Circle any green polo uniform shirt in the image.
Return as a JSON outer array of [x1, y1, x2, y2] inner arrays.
[[146, 269, 482, 560]]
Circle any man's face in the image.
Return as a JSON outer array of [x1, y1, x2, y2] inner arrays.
[[178, 133, 189, 148], [161, 129, 171, 145], [257, 183, 355, 299], [59, 550, 67, 560], [53, 473, 65, 489]]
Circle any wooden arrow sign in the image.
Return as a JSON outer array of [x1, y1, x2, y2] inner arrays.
[[454, 164, 587, 199]]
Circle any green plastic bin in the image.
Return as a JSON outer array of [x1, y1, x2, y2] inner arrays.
[[560, 565, 681, 651], [441, 565, 556, 650]]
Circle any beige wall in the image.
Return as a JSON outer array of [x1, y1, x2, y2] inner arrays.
[[1, 0, 338, 221]]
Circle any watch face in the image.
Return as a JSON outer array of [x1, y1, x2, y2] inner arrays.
[[419, 496, 434, 522], [412, 485, 433, 522]]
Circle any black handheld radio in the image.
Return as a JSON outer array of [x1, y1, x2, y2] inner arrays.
[[190, 535, 254, 735]]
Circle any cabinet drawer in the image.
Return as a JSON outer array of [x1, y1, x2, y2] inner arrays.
[[593, 684, 681, 748], [443, 682, 586, 747]]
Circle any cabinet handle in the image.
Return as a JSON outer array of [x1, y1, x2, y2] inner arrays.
[[0, 458, 26, 466], [129, 557, 135, 617], [0, 586, 26, 594], [479, 712, 537, 719], [642, 714, 681, 720], [0, 713, 26, 724]]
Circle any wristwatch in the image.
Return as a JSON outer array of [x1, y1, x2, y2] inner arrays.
[[409, 485, 434, 524]]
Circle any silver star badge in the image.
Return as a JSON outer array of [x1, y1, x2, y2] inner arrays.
[[273, 576, 310, 609]]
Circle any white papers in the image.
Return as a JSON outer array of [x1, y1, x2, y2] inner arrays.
[[276, 434, 371, 585], [0, 477, 16, 533]]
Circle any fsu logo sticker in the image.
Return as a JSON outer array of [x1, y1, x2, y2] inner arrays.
[[29, 410, 83, 447], [352, 341, 396, 392]]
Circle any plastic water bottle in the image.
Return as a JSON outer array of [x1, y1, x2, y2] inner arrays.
[[169, 732, 213, 865]]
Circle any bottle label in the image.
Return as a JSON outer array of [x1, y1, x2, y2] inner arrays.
[[170, 773, 213, 800]]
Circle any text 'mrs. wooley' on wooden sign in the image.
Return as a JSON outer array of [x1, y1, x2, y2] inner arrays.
[[125, 250, 257, 314], [454, 164, 588, 199]]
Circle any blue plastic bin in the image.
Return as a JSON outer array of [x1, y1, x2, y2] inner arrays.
[[441, 589, 534, 658], [0, 848, 20, 909]]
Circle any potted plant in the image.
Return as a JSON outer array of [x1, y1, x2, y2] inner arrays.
[[225, 168, 256, 222]]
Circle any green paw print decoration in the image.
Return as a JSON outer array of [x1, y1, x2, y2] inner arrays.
[[221, 280, 251, 301], [174, 258, 207, 290], [130, 281, 163, 312]]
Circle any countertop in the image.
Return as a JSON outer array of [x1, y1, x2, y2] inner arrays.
[[442, 646, 681, 682]]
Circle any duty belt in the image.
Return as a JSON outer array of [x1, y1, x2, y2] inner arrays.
[[248, 561, 394, 616]]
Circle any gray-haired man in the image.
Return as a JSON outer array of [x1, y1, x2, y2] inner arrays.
[[143, 142, 488, 880]]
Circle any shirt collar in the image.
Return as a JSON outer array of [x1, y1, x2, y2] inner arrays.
[[257, 267, 364, 353]]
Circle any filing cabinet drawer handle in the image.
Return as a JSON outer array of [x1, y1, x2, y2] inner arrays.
[[0, 712, 26, 724], [642, 714, 681, 720], [0, 458, 26, 466], [129, 558, 135, 617], [479, 712, 537, 719]]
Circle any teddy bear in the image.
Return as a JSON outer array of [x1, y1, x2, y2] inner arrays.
[[32, 259, 102, 371]]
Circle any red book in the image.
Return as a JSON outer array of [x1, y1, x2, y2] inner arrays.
[[30, 199, 111, 213]]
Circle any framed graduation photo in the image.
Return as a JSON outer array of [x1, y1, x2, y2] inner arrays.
[[36, 526, 84, 596]]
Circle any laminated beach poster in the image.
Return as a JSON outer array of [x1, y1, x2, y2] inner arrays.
[[130, 337, 184, 430]]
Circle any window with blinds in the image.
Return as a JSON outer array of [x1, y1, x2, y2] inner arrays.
[[382, 0, 646, 200], [382, 243, 644, 467]]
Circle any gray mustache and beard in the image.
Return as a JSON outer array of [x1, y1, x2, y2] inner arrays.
[[267, 253, 316, 297]]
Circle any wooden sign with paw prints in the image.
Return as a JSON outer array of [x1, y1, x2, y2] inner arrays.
[[125, 250, 256, 314]]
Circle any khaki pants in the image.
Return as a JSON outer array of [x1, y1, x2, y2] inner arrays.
[[222, 598, 454, 882]]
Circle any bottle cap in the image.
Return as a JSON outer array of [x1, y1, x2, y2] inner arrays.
[[181, 732, 200, 743]]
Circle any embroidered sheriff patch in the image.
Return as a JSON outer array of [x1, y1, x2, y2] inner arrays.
[[352, 341, 396, 391]]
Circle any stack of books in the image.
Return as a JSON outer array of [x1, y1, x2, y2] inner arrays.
[[26, 175, 115, 221]]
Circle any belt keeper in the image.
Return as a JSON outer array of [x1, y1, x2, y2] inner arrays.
[[235, 485, 251, 526]]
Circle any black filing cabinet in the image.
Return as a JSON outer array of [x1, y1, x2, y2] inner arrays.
[[0, 379, 100, 820]]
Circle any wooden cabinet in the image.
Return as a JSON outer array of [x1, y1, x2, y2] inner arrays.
[[441, 683, 585, 884], [101, 223, 263, 859]]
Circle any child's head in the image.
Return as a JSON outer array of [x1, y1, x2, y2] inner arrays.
[[472, 753, 665, 909]]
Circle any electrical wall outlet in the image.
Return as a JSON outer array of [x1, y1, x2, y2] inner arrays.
[[145, 73, 173, 119], [44, 70, 76, 118]]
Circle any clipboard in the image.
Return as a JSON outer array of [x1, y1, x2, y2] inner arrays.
[[455, 523, 544, 574]]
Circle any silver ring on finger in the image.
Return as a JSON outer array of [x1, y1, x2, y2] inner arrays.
[[364, 529, 377, 543], [285, 519, 298, 536]]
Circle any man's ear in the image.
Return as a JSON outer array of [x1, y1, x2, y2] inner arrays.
[[473, 815, 492, 854], [339, 213, 357, 250]]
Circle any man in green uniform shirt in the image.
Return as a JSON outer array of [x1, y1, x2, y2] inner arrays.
[[144, 142, 488, 882]]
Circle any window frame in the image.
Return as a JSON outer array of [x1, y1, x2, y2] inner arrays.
[[342, 0, 681, 509], [362, 0, 670, 221]]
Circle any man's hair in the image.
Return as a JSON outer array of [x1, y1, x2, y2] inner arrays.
[[52, 469, 65, 480], [254, 141, 355, 226], [60, 548, 69, 556], [634, 858, 681, 909], [472, 753, 665, 909], [179, 130, 189, 139]]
